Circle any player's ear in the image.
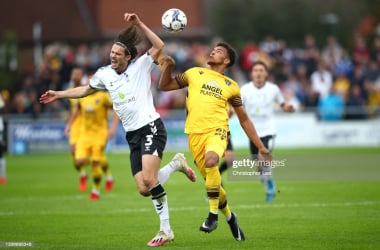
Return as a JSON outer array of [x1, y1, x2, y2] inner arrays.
[[125, 54, 132, 61], [224, 58, 230, 66]]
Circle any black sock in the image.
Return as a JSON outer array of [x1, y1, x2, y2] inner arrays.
[[150, 183, 166, 200], [219, 161, 228, 173]]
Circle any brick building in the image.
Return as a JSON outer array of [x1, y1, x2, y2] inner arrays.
[[0, 0, 211, 71]]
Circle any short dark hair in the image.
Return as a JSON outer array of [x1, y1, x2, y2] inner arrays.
[[216, 42, 236, 68], [251, 60, 269, 71]]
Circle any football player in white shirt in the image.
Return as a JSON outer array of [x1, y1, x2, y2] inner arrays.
[[40, 13, 196, 247], [241, 61, 295, 202]]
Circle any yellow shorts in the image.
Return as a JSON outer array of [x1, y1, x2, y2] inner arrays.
[[75, 132, 107, 163], [188, 128, 229, 178], [69, 125, 80, 146]]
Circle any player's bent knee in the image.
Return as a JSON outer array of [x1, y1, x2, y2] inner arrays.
[[136, 186, 151, 197], [142, 176, 156, 189], [205, 151, 220, 168], [205, 158, 219, 168]]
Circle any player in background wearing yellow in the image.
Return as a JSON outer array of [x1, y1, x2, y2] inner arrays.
[[65, 68, 116, 193], [158, 42, 271, 241], [64, 67, 87, 191], [65, 81, 119, 200], [40, 13, 196, 247]]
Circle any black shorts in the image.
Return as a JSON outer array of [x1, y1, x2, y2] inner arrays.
[[249, 135, 275, 159], [126, 118, 167, 176]]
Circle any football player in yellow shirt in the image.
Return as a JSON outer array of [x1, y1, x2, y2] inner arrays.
[[64, 67, 86, 190], [66, 88, 119, 200], [158, 42, 271, 241], [65, 68, 116, 193]]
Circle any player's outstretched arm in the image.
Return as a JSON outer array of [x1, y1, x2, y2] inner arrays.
[[158, 56, 181, 91], [234, 105, 272, 159], [40, 85, 96, 104]]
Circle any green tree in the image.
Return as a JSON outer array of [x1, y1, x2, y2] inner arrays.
[[209, 0, 376, 48]]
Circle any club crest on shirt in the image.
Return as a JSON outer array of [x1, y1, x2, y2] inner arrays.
[[225, 79, 231, 86], [118, 92, 125, 99]]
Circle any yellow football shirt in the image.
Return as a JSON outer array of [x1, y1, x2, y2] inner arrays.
[[175, 67, 242, 134], [78, 91, 113, 137]]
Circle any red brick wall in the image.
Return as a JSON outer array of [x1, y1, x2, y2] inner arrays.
[[97, 0, 205, 36]]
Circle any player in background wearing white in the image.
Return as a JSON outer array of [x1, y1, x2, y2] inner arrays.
[[40, 13, 196, 247], [0, 93, 6, 184], [241, 61, 295, 202]]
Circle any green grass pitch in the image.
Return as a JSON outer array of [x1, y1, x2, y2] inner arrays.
[[1, 147, 380, 249]]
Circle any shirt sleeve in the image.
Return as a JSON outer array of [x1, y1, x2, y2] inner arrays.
[[228, 95, 243, 107], [274, 85, 285, 105], [174, 73, 189, 89], [228, 84, 243, 107], [137, 52, 156, 73], [90, 67, 107, 90]]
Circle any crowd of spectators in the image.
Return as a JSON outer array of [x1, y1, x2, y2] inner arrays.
[[1, 33, 380, 121]]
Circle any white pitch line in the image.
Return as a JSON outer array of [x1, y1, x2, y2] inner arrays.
[[0, 200, 378, 216]]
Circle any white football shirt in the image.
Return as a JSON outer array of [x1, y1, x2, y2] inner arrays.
[[241, 81, 284, 137], [90, 52, 160, 132]]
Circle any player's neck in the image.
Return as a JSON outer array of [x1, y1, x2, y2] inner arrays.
[[254, 81, 265, 88], [115, 63, 129, 75], [208, 65, 225, 74]]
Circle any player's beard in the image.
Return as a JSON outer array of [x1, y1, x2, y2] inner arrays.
[[207, 60, 222, 67]]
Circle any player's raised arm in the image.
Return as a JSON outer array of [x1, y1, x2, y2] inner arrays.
[[124, 13, 164, 61], [40, 85, 97, 104], [158, 56, 181, 91]]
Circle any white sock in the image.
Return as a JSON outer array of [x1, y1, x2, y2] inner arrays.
[[157, 162, 178, 184], [0, 157, 5, 177], [152, 194, 171, 233]]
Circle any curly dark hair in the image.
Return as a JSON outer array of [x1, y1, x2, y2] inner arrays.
[[114, 25, 143, 60], [216, 42, 236, 68]]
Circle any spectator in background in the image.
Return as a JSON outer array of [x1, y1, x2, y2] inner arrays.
[[284, 72, 307, 109], [317, 86, 344, 121], [345, 84, 367, 119], [333, 50, 354, 78], [240, 41, 259, 73], [367, 81, 380, 118], [352, 34, 371, 67], [303, 34, 319, 76], [311, 60, 333, 99], [322, 35, 343, 68], [333, 70, 351, 101], [371, 36, 380, 63], [350, 65, 366, 88], [364, 60, 380, 82], [0, 93, 6, 184]]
